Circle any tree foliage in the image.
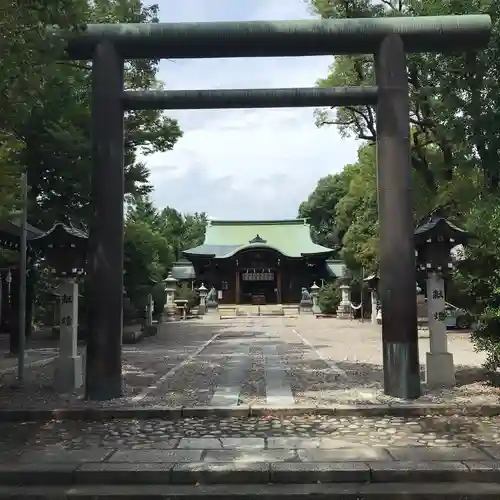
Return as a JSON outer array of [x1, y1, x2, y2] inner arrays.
[[1, 0, 182, 230], [301, 0, 500, 366], [311, 0, 500, 194], [318, 282, 341, 314], [123, 196, 207, 312]]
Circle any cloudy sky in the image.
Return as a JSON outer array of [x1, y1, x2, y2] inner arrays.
[[143, 0, 361, 219]]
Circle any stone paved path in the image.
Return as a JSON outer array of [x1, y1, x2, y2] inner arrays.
[[0, 316, 497, 409], [3, 414, 500, 451], [4, 415, 500, 487]]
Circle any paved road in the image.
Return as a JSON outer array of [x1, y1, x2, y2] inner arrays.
[[0, 316, 495, 409]]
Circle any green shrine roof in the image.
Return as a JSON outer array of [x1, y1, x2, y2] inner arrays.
[[183, 219, 334, 259], [171, 260, 196, 280], [326, 260, 348, 279]]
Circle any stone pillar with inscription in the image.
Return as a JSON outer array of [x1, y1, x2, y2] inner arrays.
[[370, 290, 378, 325], [54, 278, 83, 392], [425, 272, 454, 387], [364, 274, 379, 325]]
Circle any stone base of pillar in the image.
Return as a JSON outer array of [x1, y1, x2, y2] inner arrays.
[[54, 355, 83, 393], [312, 304, 321, 315], [198, 304, 206, 315], [164, 305, 177, 317], [425, 351, 455, 388], [336, 302, 351, 319]]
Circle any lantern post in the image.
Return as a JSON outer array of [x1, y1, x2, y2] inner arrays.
[[415, 214, 470, 387], [31, 224, 88, 393]]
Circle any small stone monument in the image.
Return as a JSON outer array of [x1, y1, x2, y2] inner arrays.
[[337, 284, 352, 319], [164, 272, 177, 317]]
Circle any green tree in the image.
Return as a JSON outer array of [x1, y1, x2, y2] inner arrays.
[[2, 0, 182, 230], [158, 207, 207, 260], [123, 196, 207, 313], [298, 172, 350, 252], [310, 0, 500, 195], [307, 0, 500, 368]]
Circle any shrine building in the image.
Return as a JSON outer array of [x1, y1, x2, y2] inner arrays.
[[180, 219, 344, 305]]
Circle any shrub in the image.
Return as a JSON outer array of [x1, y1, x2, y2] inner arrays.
[[471, 306, 500, 372], [318, 282, 341, 314], [176, 283, 198, 312]]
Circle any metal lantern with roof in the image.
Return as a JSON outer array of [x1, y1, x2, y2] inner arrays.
[[414, 214, 469, 276], [30, 223, 88, 276], [364, 274, 379, 291]]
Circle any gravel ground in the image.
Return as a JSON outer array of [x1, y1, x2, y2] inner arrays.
[[3, 414, 500, 453], [0, 321, 220, 409], [148, 355, 224, 407], [0, 316, 497, 409], [291, 317, 499, 406], [239, 347, 266, 406]]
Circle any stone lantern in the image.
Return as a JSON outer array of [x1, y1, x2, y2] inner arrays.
[[198, 283, 208, 315], [31, 223, 87, 393], [337, 282, 352, 319], [414, 213, 470, 388], [310, 282, 321, 315], [164, 272, 177, 317], [364, 274, 379, 324]]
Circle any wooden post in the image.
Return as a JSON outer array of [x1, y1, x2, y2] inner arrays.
[[276, 268, 282, 304], [235, 269, 240, 304]]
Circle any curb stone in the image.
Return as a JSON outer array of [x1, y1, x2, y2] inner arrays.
[[0, 483, 500, 500], [2, 403, 500, 422], [2, 460, 500, 486], [3, 483, 500, 499]]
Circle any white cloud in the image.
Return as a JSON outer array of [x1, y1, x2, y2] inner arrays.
[[143, 0, 362, 219]]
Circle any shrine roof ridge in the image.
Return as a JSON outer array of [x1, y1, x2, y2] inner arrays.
[[209, 219, 308, 226], [58, 15, 491, 60]]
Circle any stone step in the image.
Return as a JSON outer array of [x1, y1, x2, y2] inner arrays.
[[2, 483, 500, 499], [2, 458, 500, 486]]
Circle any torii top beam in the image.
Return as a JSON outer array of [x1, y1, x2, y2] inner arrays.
[[59, 15, 491, 60]]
